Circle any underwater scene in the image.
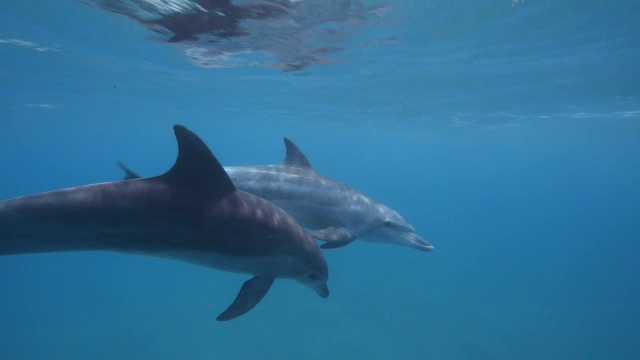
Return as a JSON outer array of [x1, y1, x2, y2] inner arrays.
[[1, 0, 639, 359]]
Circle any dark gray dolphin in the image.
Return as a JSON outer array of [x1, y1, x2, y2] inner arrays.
[[119, 138, 433, 252], [0, 125, 329, 321], [86, 0, 294, 42]]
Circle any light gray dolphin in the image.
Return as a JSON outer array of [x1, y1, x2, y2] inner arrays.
[[119, 138, 432, 252], [1, 125, 329, 321]]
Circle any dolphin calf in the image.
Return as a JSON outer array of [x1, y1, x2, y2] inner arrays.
[[1, 125, 329, 321], [119, 138, 433, 252]]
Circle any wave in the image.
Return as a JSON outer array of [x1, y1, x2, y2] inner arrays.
[[0, 37, 59, 52]]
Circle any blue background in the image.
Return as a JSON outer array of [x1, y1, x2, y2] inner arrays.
[[1, 0, 639, 359]]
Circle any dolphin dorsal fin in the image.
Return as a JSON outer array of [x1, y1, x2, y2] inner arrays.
[[282, 138, 314, 169], [162, 125, 236, 198], [117, 162, 141, 180]]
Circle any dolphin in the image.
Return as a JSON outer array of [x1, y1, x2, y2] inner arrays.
[[0, 125, 329, 321], [119, 138, 433, 252], [87, 0, 294, 42]]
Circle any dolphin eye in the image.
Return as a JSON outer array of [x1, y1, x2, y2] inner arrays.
[[308, 273, 319, 281], [384, 221, 392, 227]]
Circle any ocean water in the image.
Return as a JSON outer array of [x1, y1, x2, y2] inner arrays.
[[1, 0, 639, 359]]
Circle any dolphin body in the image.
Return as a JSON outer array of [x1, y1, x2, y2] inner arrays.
[[0, 125, 329, 321], [120, 138, 433, 252]]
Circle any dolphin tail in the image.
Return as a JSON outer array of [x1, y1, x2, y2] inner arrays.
[[217, 276, 275, 321]]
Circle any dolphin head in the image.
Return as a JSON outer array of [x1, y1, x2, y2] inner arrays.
[[223, 194, 331, 300], [367, 207, 433, 252]]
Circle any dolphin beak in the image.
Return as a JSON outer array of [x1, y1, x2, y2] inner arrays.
[[316, 283, 330, 298], [412, 235, 434, 252]]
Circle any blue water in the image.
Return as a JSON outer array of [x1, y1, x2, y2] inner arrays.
[[1, 0, 639, 359]]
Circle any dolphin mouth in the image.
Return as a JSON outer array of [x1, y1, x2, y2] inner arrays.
[[316, 283, 330, 298], [407, 233, 434, 252]]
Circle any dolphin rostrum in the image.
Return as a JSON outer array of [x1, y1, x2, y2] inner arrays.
[[1, 125, 329, 321], [120, 138, 433, 252]]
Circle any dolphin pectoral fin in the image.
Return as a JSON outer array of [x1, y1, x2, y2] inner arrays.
[[117, 162, 141, 180], [319, 238, 357, 249], [310, 227, 357, 249], [216, 276, 275, 321]]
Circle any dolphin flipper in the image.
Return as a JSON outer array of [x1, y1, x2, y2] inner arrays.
[[310, 227, 357, 249], [217, 276, 275, 321], [117, 162, 141, 180]]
